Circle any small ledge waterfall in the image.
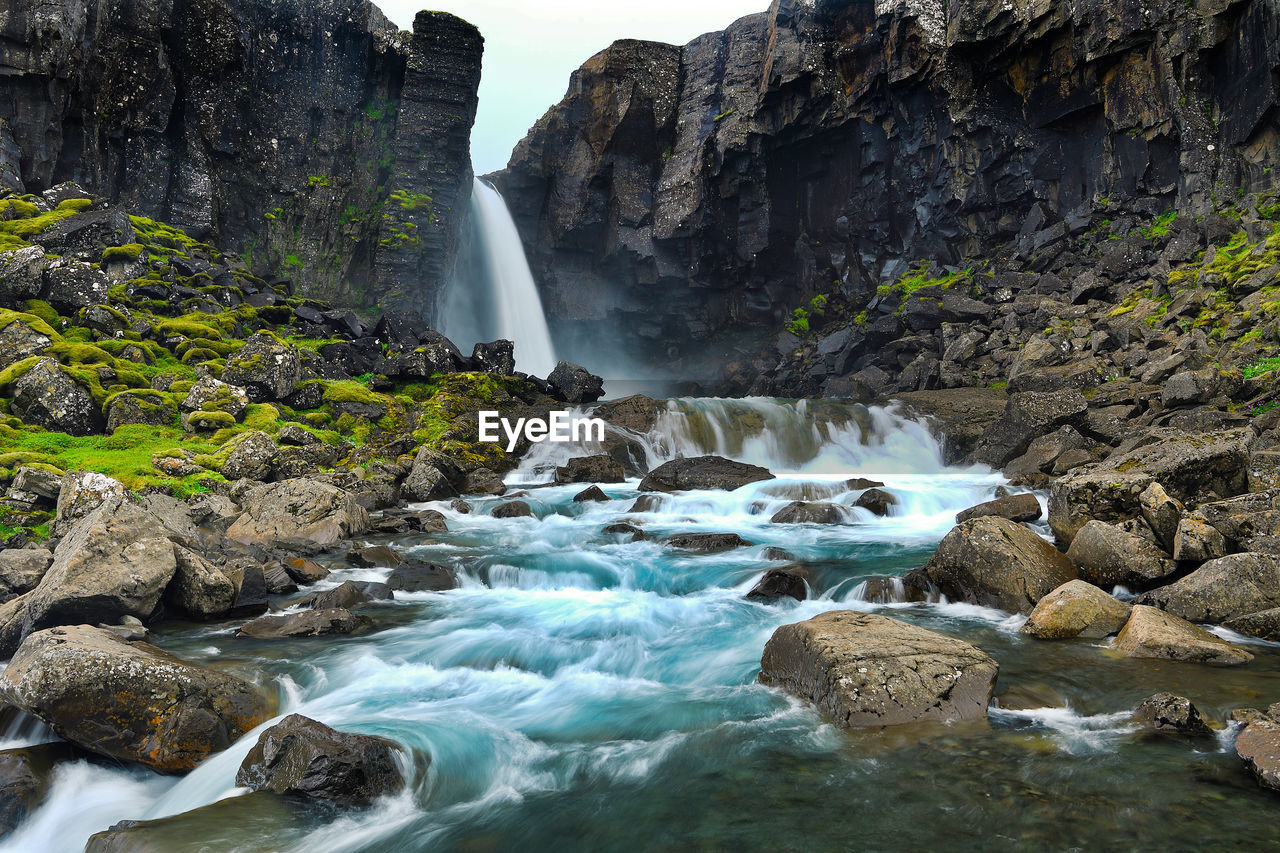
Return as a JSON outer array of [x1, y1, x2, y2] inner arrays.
[[443, 179, 558, 378]]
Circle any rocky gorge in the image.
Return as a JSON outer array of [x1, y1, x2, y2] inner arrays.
[[0, 0, 1278, 849]]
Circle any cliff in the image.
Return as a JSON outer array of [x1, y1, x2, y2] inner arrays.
[[494, 0, 1280, 385], [0, 0, 482, 315]]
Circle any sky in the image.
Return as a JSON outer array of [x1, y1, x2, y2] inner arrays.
[[379, 1, 767, 174]]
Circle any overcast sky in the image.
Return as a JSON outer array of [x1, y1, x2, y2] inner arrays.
[[379, 1, 766, 174]]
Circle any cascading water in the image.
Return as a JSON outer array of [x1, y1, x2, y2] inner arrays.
[[9, 399, 1280, 851], [442, 179, 558, 378]]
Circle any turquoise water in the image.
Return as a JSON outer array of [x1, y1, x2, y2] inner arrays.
[[5, 400, 1280, 852]]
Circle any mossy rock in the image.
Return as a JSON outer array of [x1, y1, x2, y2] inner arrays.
[[106, 389, 177, 433], [183, 409, 236, 433]]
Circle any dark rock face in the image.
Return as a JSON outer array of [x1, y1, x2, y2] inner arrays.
[[0, 742, 79, 833], [1131, 692, 1211, 735], [555, 455, 625, 484], [770, 501, 844, 525], [495, 0, 1280, 383], [0, 2, 483, 315], [11, 358, 104, 436], [236, 714, 405, 806], [956, 493, 1042, 525], [664, 532, 752, 553], [639, 456, 774, 492], [747, 569, 807, 602], [237, 608, 368, 639]]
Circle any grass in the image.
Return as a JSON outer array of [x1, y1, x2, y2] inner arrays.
[[1244, 356, 1280, 380]]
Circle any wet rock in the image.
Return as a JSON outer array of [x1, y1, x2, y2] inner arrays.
[[236, 714, 405, 806], [1140, 482, 1184, 552], [165, 546, 237, 620], [923, 516, 1077, 614], [226, 479, 370, 547], [410, 509, 449, 534], [853, 488, 898, 517], [1136, 553, 1280, 623], [227, 564, 269, 619], [664, 533, 752, 553], [770, 501, 845, 525], [84, 791, 311, 851], [845, 477, 886, 491], [237, 609, 368, 639], [0, 549, 52, 600], [1132, 692, 1212, 735], [450, 499, 471, 514], [297, 581, 375, 611], [221, 333, 302, 402], [593, 394, 662, 433], [10, 358, 104, 436], [461, 467, 506, 496], [1223, 608, 1280, 641], [1066, 520, 1177, 589], [1113, 605, 1253, 666], [746, 569, 806, 602], [546, 361, 604, 404], [347, 545, 403, 568], [573, 485, 609, 503], [0, 625, 273, 773], [386, 561, 458, 592], [1236, 714, 1280, 791], [492, 500, 534, 519], [1172, 516, 1228, 562], [759, 611, 998, 728], [603, 522, 647, 539], [0, 741, 79, 833], [283, 558, 330, 585], [262, 563, 298, 595], [401, 447, 455, 502], [639, 455, 774, 493], [956, 493, 1042, 524], [1019, 580, 1132, 640], [628, 494, 664, 513], [555, 454, 625, 484]]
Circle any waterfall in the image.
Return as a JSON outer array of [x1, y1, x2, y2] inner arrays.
[[443, 179, 558, 378]]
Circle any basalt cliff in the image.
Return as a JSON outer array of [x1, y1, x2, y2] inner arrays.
[[494, 0, 1280, 387], [0, 0, 482, 315]]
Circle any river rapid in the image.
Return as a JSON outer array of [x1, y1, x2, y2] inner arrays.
[[6, 399, 1280, 852]]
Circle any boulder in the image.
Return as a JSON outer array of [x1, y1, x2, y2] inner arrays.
[[0, 247, 48, 305], [554, 454, 625, 484], [1136, 553, 1280, 623], [219, 431, 278, 481], [603, 522, 647, 539], [1236, 714, 1280, 791], [1223, 608, 1280, 641], [236, 714, 405, 806], [347, 544, 403, 568], [51, 470, 127, 537], [1112, 605, 1253, 666], [283, 557, 330, 584], [1172, 516, 1228, 562], [956, 493, 1042, 524], [10, 358, 104, 436], [1131, 692, 1212, 735], [592, 394, 662, 433], [664, 532, 752, 553], [639, 456, 774, 493], [7, 466, 62, 506], [40, 258, 109, 312], [759, 611, 998, 728], [573, 485, 609, 502], [180, 376, 250, 419], [262, 562, 299, 595], [400, 447, 455, 502], [0, 320, 51, 373], [1019, 580, 1132, 640], [1048, 428, 1252, 545], [1186, 489, 1280, 550], [491, 500, 534, 519], [546, 361, 604, 404], [296, 580, 387, 611], [461, 467, 506, 495], [1139, 482, 1184, 552], [470, 339, 515, 375], [0, 742, 79, 833], [165, 546, 237, 620], [853, 488, 898, 517], [105, 389, 174, 432], [83, 791, 311, 851], [410, 509, 449, 533], [846, 477, 885, 491], [237, 609, 368, 639], [770, 501, 845, 525], [746, 569, 806, 602], [220, 333, 302, 402], [1065, 520, 1177, 589], [225, 479, 370, 547], [0, 549, 52, 599], [922, 516, 1077, 614], [968, 390, 1088, 468], [0, 625, 273, 772], [386, 561, 458, 592]]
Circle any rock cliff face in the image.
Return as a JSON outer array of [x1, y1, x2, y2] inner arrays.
[[0, 1, 482, 315], [495, 0, 1280, 384]]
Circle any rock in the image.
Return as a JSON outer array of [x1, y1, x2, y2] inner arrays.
[[1048, 428, 1252, 545], [956, 493, 1042, 524], [770, 501, 845, 525], [639, 456, 774, 493], [471, 339, 515, 375], [1004, 425, 1089, 478], [105, 389, 175, 432], [225, 479, 370, 547], [922, 516, 1077, 614], [1186, 489, 1280, 550], [219, 431, 279, 481], [1065, 520, 1177, 589], [603, 522, 647, 539], [165, 546, 237, 620], [0, 549, 52, 599], [461, 467, 506, 496], [491, 501, 533, 519], [7, 466, 62, 505], [846, 477, 886, 491], [0, 247, 48, 305], [347, 545, 403, 568], [853, 488, 898, 517], [51, 470, 126, 537], [450, 499, 471, 514], [593, 394, 662, 433], [1136, 553, 1280, 623], [1019, 580, 1132, 640], [746, 569, 806, 602], [0, 742, 79, 833], [297, 581, 383, 611], [1236, 715, 1280, 791], [386, 561, 458, 592], [83, 791, 311, 851], [237, 609, 368, 639], [1131, 692, 1212, 735], [236, 714, 405, 806], [664, 532, 752, 553], [0, 321, 50, 375], [1139, 482, 1184, 552], [546, 361, 604, 404], [40, 258, 109, 313], [628, 494, 664, 513], [969, 390, 1088, 468], [759, 611, 998, 728], [554, 454, 625, 484], [1223, 608, 1280, 641], [0, 625, 273, 772], [1172, 516, 1229, 562], [10, 358, 104, 436], [180, 376, 250, 420], [410, 509, 449, 533], [1162, 369, 1219, 408], [401, 447, 455, 502], [221, 333, 302, 402], [1112, 605, 1253, 666], [283, 557, 330, 585], [262, 562, 298, 595], [573, 485, 609, 502]]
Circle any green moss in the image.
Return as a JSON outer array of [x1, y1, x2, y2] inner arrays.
[[1140, 211, 1177, 240], [0, 308, 62, 341], [102, 243, 144, 263], [0, 356, 42, 389], [21, 301, 61, 329], [0, 198, 93, 244], [322, 380, 390, 408]]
